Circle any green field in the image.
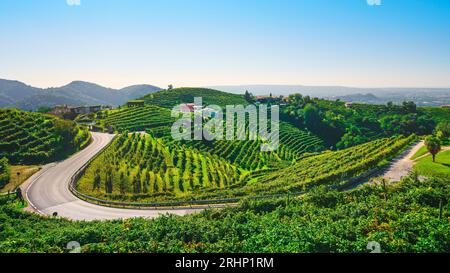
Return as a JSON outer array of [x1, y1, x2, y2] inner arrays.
[[414, 150, 450, 177], [410, 145, 428, 160]]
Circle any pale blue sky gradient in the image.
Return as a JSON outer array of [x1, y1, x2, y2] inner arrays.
[[1, 0, 450, 88]]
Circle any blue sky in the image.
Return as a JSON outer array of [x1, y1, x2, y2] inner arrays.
[[1, 0, 450, 88]]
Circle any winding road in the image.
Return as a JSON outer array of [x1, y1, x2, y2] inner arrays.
[[22, 132, 428, 221], [22, 132, 201, 221]]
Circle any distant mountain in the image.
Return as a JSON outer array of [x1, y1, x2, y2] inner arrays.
[[0, 80, 41, 107], [333, 93, 383, 104], [208, 85, 450, 106], [119, 84, 162, 100], [0, 79, 162, 110]]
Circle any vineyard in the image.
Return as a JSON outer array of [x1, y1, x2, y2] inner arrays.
[[184, 121, 325, 169], [76, 88, 421, 203], [76, 134, 416, 203], [0, 109, 90, 164], [101, 105, 174, 136], [140, 87, 248, 108], [182, 135, 417, 200], [98, 101, 326, 169], [76, 133, 245, 201], [247, 134, 417, 194]]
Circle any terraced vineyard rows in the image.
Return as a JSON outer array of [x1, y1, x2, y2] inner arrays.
[[185, 135, 418, 200], [101, 104, 325, 169], [77, 133, 416, 203], [102, 105, 174, 135], [185, 121, 325, 170], [77, 133, 244, 201], [247, 135, 417, 194], [140, 87, 248, 108], [0, 109, 90, 164]]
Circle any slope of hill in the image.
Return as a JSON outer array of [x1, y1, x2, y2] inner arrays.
[[97, 103, 326, 169], [0, 79, 162, 110], [76, 135, 415, 203], [0, 109, 90, 164], [77, 132, 244, 202], [141, 87, 248, 108], [101, 105, 174, 135], [0, 80, 41, 108]]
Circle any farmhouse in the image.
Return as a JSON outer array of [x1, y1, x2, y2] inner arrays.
[[49, 105, 110, 119], [127, 100, 145, 107]]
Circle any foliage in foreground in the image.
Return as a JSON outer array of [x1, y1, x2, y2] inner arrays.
[[0, 174, 448, 253]]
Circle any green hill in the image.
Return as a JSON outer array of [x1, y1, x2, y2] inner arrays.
[[140, 87, 248, 108], [76, 135, 415, 203], [97, 104, 326, 169], [76, 132, 244, 202], [101, 105, 174, 136], [0, 109, 90, 164]]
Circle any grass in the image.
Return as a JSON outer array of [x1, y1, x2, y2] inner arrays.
[[0, 165, 41, 193], [414, 150, 450, 177], [410, 145, 428, 160]]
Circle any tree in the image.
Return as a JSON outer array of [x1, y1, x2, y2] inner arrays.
[[386, 101, 394, 110], [168, 84, 174, 90], [436, 121, 450, 138], [244, 90, 254, 103], [402, 101, 417, 114], [119, 171, 127, 194], [133, 171, 141, 193], [105, 167, 113, 194], [303, 103, 321, 132], [36, 106, 53, 114], [425, 135, 441, 162], [93, 170, 101, 190]]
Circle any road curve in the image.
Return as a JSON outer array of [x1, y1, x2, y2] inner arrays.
[[23, 132, 202, 221]]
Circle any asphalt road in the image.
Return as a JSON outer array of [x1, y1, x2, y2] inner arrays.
[[23, 132, 201, 221]]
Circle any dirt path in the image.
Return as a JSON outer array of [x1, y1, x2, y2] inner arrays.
[[382, 141, 424, 182]]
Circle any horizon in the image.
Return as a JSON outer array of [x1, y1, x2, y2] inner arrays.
[[1, 0, 450, 88], [3, 77, 450, 91]]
